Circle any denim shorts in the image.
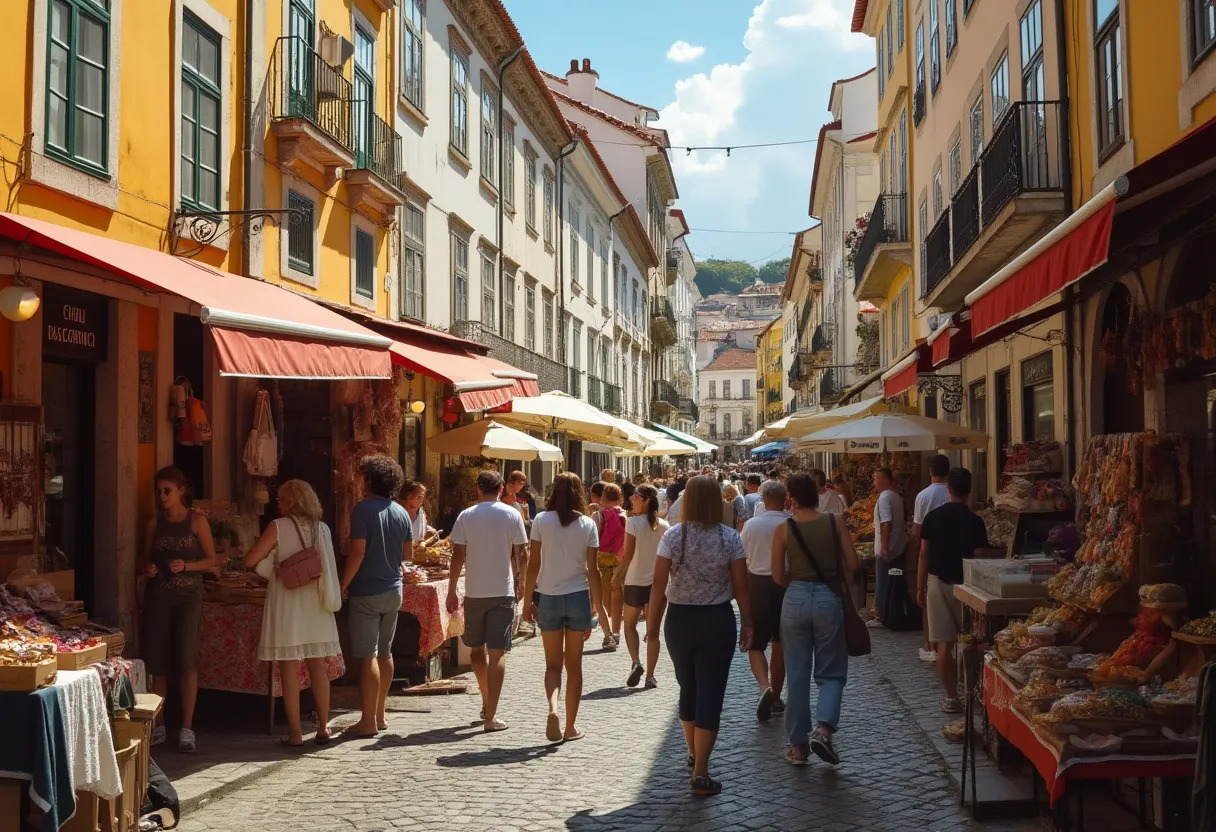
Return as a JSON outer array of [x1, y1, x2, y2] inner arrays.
[[348, 586, 403, 659], [537, 590, 594, 633]]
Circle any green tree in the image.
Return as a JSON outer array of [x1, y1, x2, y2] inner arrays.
[[757, 257, 791, 284], [693, 259, 758, 296]]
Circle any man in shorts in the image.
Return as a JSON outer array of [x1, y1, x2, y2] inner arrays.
[[341, 455, 412, 738], [917, 468, 989, 714], [740, 481, 791, 721], [447, 471, 528, 732]]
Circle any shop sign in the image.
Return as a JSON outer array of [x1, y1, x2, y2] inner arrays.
[[42, 285, 108, 362]]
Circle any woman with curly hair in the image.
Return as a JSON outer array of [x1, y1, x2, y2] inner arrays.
[[244, 479, 342, 746], [521, 473, 604, 742]]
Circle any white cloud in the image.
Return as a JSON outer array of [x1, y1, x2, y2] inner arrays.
[[776, 0, 853, 32], [666, 40, 706, 63]]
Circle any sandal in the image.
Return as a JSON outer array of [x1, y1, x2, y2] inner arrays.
[[178, 728, 196, 753], [314, 732, 332, 747], [278, 736, 305, 749], [785, 745, 809, 767], [562, 729, 585, 742], [690, 775, 722, 796], [545, 714, 562, 743], [483, 717, 509, 733], [686, 753, 695, 768], [810, 728, 840, 765]]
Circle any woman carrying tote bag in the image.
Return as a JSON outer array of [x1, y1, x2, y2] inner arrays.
[[244, 479, 342, 747], [770, 473, 861, 767]]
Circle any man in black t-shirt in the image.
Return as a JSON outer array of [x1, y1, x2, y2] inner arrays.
[[917, 468, 989, 714]]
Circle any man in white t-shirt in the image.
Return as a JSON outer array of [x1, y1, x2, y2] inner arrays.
[[911, 455, 951, 660], [740, 481, 791, 721], [811, 469, 846, 516], [447, 471, 528, 732], [872, 467, 906, 628]]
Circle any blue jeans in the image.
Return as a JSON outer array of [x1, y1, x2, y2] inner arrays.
[[781, 581, 848, 745], [537, 590, 594, 632], [874, 556, 891, 621]]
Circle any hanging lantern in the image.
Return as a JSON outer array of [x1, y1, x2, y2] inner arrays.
[[409, 399, 426, 414], [441, 395, 460, 425], [0, 284, 40, 322], [441, 409, 459, 425]]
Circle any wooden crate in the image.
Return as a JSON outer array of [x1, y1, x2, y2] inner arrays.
[[100, 739, 139, 832], [61, 790, 99, 832], [0, 658, 56, 691], [7, 569, 75, 601], [56, 643, 107, 670], [54, 612, 88, 628]]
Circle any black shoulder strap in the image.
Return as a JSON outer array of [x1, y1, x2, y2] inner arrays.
[[786, 518, 845, 599]]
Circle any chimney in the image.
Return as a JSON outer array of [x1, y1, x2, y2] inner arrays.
[[564, 57, 598, 105]]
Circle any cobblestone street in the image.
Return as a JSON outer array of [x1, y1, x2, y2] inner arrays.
[[178, 628, 1041, 832]]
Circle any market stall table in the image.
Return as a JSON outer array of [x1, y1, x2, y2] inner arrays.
[[196, 601, 346, 733], [0, 668, 122, 832], [983, 658, 1194, 821], [401, 577, 465, 658]]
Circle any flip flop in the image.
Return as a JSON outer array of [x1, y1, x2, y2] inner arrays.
[[314, 733, 332, 747], [545, 714, 562, 743], [483, 718, 509, 733], [339, 726, 378, 740], [562, 730, 585, 742], [279, 736, 305, 748]]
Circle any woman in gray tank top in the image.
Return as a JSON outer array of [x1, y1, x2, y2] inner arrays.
[[771, 473, 858, 767]]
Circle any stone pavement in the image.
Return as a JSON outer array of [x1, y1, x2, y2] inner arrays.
[[178, 628, 1045, 832]]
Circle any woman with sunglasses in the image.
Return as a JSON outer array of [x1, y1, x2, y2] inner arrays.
[[141, 467, 217, 752]]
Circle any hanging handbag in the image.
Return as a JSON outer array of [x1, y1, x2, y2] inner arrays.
[[174, 379, 213, 445], [787, 517, 872, 657], [242, 389, 279, 477], [277, 518, 323, 590]]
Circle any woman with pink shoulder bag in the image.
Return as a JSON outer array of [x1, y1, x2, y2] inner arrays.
[[244, 479, 342, 747]]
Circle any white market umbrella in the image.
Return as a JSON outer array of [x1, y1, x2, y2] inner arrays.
[[428, 420, 564, 462], [798, 413, 989, 453], [614, 427, 699, 458], [772, 395, 910, 440], [494, 391, 640, 449], [740, 428, 767, 446]]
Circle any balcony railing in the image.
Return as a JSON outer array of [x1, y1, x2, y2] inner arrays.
[[271, 36, 353, 150], [568, 368, 583, 399], [603, 381, 623, 415], [650, 296, 678, 347], [923, 210, 952, 296], [451, 320, 569, 395], [981, 101, 1063, 225], [811, 323, 832, 358], [912, 82, 926, 127], [819, 368, 842, 405], [652, 378, 679, 411], [766, 389, 782, 404], [854, 193, 909, 283], [665, 249, 680, 284], [950, 165, 980, 267], [587, 375, 604, 410], [678, 397, 698, 422], [808, 265, 824, 293], [353, 109, 403, 185], [788, 351, 812, 389]]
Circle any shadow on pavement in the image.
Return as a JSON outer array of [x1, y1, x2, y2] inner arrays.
[[580, 686, 647, 701], [436, 744, 559, 767], [358, 724, 486, 750]]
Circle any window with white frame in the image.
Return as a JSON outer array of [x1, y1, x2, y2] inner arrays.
[[480, 82, 496, 182], [949, 138, 962, 195], [524, 147, 537, 228], [287, 190, 315, 275], [915, 21, 925, 91], [1193, 0, 1216, 62], [742, 379, 751, 400], [452, 232, 469, 320], [991, 52, 1010, 125], [586, 330, 596, 377], [542, 288, 554, 357], [918, 197, 929, 277], [1094, 0, 1124, 155], [585, 219, 595, 301], [401, 203, 424, 321], [945, 0, 957, 56], [481, 249, 495, 329], [600, 241, 609, 305], [502, 121, 515, 207], [899, 109, 908, 193], [524, 280, 536, 351], [932, 166, 943, 217], [503, 271, 515, 342], [450, 46, 469, 156], [543, 167, 555, 245], [572, 318, 582, 370], [930, 0, 940, 91], [708, 380, 716, 399], [886, 5, 894, 75], [1021, 0, 1044, 100], [354, 228, 374, 299], [569, 205, 580, 287], [969, 95, 984, 163], [401, 0, 423, 109]]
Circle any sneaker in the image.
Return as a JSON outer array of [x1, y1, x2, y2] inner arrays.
[[785, 745, 809, 766], [151, 725, 166, 746], [940, 696, 964, 714], [644, 677, 658, 690], [865, 619, 885, 629], [756, 687, 775, 722], [919, 648, 938, 662], [690, 775, 722, 796], [602, 634, 618, 652], [627, 662, 644, 688], [178, 728, 196, 753], [809, 728, 839, 765]]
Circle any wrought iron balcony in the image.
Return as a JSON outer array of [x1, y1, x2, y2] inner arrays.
[[819, 368, 842, 405], [923, 210, 952, 297], [450, 319, 567, 394], [651, 378, 679, 413], [650, 296, 678, 349], [346, 110, 405, 218], [568, 368, 583, 399], [854, 193, 911, 301], [811, 323, 832, 358], [766, 388, 782, 404], [665, 248, 680, 286], [678, 397, 698, 422], [604, 381, 623, 415], [921, 100, 1066, 307], [587, 375, 604, 410], [912, 82, 926, 127], [270, 36, 355, 178], [808, 265, 824, 294], [788, 351, 812, 389]]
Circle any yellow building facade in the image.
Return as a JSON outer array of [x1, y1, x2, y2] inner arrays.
[[756, 317, 784, 426]]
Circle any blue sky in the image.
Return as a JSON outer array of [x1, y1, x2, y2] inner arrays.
[[506, 0, 874, 265]]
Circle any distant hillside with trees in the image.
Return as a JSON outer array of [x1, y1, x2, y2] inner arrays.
[[693, 257, 790, 296]]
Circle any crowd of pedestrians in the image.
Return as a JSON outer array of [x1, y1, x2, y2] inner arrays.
[[138, 451, 991, 799]]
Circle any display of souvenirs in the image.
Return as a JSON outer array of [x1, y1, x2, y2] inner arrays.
[[1139, 583, 1186, 606], [402, 565, 429, 585], [844, 494, 877, 541], [1093, 609, 1171, 682], [1047, 563, 1124, 609], [415, 539, 453, 567], [994, 477, 1072, 512], [0, 618, 57, 665], [1003, 440, 1063, 474], [1069, 653, 1104, 672], [1179, 611, 1216, 638], [1016, 646, 1070, 671], [1147, 674, 1199, 710], [1037, 688, 1148, 724], [977, 507, 1016, 550]]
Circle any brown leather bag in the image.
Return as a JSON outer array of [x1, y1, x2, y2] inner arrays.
[[276, 518, 322, 590], [787, 517, 872, 657]]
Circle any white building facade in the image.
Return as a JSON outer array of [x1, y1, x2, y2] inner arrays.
[[698, 349, 759, 462]]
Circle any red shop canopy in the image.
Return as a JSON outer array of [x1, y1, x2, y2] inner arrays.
[[880, 345, 930, 398], [0, 212, 392, 379], [386, 333, 538, 413]]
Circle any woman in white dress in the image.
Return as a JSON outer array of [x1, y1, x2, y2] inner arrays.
[[243, 479, 341, 746]]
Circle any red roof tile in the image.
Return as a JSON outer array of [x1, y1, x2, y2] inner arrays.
[[703, 349, 758, 372]]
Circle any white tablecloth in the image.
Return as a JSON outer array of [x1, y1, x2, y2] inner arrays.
[[54, 669, 122, 800]]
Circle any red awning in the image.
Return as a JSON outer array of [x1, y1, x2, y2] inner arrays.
[[881, 346, 929, 398], [0, 212, 392, 379], [929, 313, 971, 368], [387, 338, 538, 412]]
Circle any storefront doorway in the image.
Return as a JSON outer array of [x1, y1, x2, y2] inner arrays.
[[269, 381, 334, 526]]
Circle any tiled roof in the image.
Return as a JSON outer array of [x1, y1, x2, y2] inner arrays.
[[703, 349, 757, 372], [550, 89, 666, 147], [740, 281, 783, 295]]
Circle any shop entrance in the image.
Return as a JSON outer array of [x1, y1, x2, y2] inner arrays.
[[268, 381, 334, 527], [42, 360, 96, 611]]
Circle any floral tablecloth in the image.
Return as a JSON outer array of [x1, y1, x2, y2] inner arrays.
[[197, 601, 345, 696], [401, 577, 464, 656]]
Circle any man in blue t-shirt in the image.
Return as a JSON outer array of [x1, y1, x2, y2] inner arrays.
[[340, 454, 411, 738]]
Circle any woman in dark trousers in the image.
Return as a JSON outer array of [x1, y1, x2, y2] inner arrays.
[[649, 475, 752, 796], [771, 472, 859, 766]]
